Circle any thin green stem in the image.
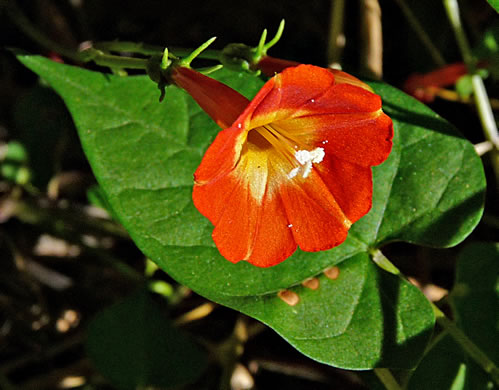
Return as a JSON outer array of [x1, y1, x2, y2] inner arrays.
[[374, 368, 403, 390], [94, 41, 222, 61], [392, 0, 446, 66], [4, 1, 222, 71], [472, 75, 499, 148], [443, 0, 499, 183], [433, 305, 499, 386], [371, 249, 499, 387], [80, 47, 149, 69], [93, 41, 164, 56], [443, 0, 474, 68], [371, 249, 401, 275]]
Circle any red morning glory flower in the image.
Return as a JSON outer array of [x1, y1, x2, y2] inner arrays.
[[172, 64, 393, 267]]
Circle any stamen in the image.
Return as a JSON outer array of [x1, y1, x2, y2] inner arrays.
[[295, 148, 325, 165], [254, 125, 300, 162], [250, 125, 324, 180], [287, 167, 300, 179], [288, 147, 325, 179]]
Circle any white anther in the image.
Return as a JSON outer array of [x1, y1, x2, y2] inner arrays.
[[295, 148, 325, 165], [287, 147, 325, 179], [287, 167, 300, 179]]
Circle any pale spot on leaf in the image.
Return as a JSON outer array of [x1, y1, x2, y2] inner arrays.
[[324, 266, 340, 280], [302, 277, 320, 290], [278, 290, 300, 306]]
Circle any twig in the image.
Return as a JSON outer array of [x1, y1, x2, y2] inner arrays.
[[0, 332, 85, 375], [360, 0, 383, 79], [432, 88, 499, 110], [327, 0, 346, 67], [3, 0, 81, 61], [373, 368, 403, 390], [392, 0, 446, 66], [475, 141, 494, 156], [216, 316, 248, 390], [443, 0, 499, 185], [433, 305, 499, 386], [174, 302, 216, 326]]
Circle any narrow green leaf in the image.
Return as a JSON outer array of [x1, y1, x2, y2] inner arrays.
[[17, 55, 486, 369]]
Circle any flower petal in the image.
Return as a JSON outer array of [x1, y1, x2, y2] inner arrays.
[[194, 150, 296, 267], [244, 65, 337, 127], [276, 111, 393, 166], [329, 69, 373, 91], [280, 168, 351, 252], [245, 192, 297, 267], [233, 65, 388, 138], [314, 154, 373, 223], [194, 126, 246, 185]]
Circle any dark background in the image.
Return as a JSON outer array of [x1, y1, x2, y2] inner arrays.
[[0, 1, 496, 389]]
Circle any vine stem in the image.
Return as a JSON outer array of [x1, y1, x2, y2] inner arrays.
[[392, 0, 446, 67], [372, 249, 499, 387], [327, 0, 345, 67], [432, 306, 499, 385], [79, 46, 148, 70], [4, 1, 222, 69], [359, 0, 383, 79], [374, 368, 403, 390], [3, 0, 81, 61], [443, 0, 499, 184]]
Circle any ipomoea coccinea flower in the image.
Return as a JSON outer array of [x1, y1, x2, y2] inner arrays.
[[171, 64, 393, 267]]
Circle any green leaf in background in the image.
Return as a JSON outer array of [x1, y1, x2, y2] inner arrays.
[[17, 55, 486, 369], [487, 0, 499, 13], [86, 288, 207, 390], [407, 243, 499, 389], [13, 84, 83, 188]]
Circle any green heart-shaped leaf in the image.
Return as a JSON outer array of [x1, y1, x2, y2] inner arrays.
[[18, 55, 485, 369]]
